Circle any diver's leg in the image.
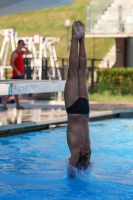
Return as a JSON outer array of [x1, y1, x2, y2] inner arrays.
[[77, 21, 91, 163], [77, 21, 88, 99], [64, 21, 80, 108]]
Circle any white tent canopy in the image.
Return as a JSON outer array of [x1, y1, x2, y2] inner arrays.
[[0, 0, 73, 16]]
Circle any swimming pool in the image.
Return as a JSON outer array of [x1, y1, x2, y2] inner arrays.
[[0, 118, 133, 200]]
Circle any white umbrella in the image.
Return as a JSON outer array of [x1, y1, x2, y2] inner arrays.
[[0, 0, 73, 16]]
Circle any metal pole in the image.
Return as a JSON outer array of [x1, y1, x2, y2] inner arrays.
[[93, 34, 95, 59], [91, 59, 94, 87], [86, 5, 91, 32], [62, 58, 64, 67], [118, 5, 123, 32], [68, 27, 69, 51], [102, 0, 105, 14], [66, 27, 69, 51]]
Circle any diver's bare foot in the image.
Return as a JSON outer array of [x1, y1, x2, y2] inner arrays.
[[16, 105, 24, 110], [77, 20, 85, 38], [72, 21, 81, 40]]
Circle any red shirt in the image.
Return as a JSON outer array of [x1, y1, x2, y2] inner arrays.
[[12, 50, 24, 77]]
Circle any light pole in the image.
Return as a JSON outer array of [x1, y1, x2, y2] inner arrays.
[[64, 19, 71, 51]]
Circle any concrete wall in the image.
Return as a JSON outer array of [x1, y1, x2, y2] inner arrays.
[[115, 37, 133, 68], [126, 37, 133, 67]]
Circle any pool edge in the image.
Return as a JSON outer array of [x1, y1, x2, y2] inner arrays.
[[0, 109, 133, 137]]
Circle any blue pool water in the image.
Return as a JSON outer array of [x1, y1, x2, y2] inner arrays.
[[0, 118, 133, 200]]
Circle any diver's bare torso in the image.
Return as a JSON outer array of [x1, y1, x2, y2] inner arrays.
[[67, 114, 90, 161]]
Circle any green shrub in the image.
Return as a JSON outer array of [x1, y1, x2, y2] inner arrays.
[[96, 68, 133, 95]]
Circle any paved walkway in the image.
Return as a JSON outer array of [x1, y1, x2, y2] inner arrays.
[[1, 100, 133, 127]]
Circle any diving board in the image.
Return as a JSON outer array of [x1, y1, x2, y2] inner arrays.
[[0, 80, 66, 96]]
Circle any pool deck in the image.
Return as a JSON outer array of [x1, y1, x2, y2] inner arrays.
[[1, 99, 133, 136]]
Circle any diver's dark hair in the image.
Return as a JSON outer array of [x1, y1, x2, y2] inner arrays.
[[76, 155, 90, 170], [18, 39, 24, 44]]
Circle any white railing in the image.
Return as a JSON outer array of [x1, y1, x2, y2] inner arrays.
[[87, 0, 114, 32], [87, 1, 133, 34]]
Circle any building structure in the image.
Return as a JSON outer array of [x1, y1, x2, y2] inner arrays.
[[86, 0, 133, 68]]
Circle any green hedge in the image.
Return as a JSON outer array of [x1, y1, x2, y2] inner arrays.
[[96, 68, 133, 95]]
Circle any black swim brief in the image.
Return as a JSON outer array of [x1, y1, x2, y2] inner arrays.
[[66, 98, 90, 115]]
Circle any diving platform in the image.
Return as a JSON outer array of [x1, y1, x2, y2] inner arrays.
[[0, 80, 66, 96]]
